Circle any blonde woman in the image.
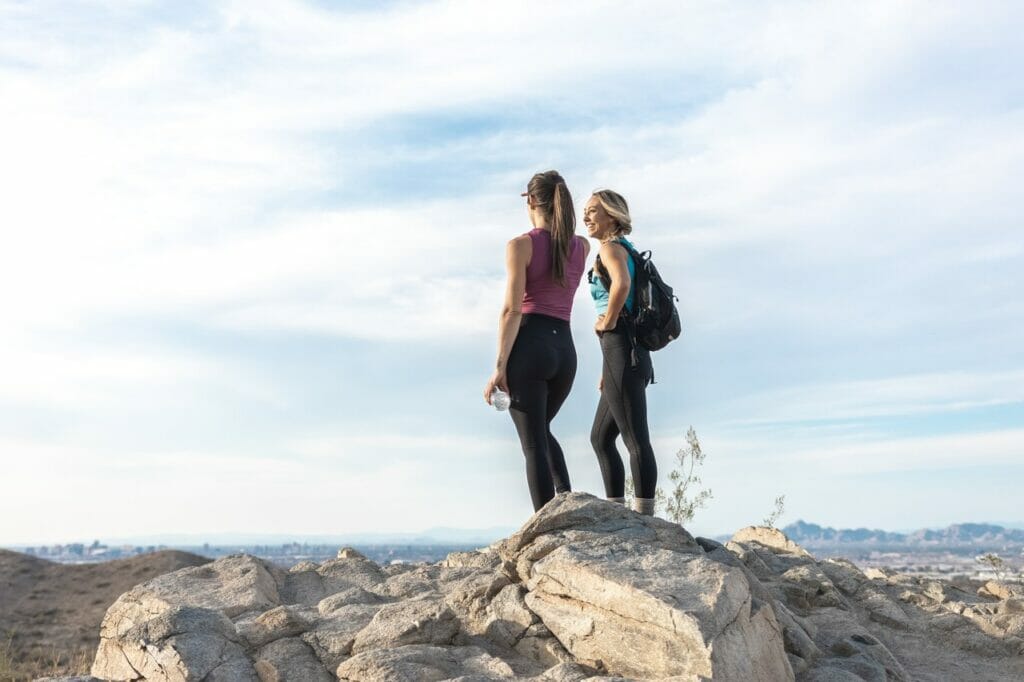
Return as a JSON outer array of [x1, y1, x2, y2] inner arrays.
[[584, 190, 658, 515], [484, 171, 590, 511]]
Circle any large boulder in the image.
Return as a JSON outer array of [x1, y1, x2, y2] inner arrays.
[[523, 539, 791, 680], [91, 602, 257, 681], [499, 493, 793, 681]]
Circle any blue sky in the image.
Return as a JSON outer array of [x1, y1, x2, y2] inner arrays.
[[1, 1, 1022, 544]]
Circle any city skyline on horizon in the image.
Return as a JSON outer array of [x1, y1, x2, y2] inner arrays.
[[7, 516, 1024, 550]]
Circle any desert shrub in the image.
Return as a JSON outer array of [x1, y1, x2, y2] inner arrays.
[[763, 494, 786, 529], [626, 427, 712, 525], [977, 553, 1007, 581]]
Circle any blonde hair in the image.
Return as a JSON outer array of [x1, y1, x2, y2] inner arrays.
[[592, 189, 632, 236], [528, 170, 576, 285]]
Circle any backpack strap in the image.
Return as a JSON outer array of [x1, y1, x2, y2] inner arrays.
[[593, 253, 613, 292]]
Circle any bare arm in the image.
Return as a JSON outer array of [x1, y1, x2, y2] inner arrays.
[[596, 241, 630, 332], [484, 236, 530, 403]]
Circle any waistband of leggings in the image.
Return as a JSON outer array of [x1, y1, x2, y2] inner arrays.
[[521, 312, 571, 331]]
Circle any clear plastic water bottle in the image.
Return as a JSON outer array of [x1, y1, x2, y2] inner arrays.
[[491, 388, 511, 412]]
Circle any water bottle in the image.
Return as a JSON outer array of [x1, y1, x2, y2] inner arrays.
[[491, 388, 511, 412]]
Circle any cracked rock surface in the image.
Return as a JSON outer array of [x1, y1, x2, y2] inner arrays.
[[77, 493, 1024, 681]]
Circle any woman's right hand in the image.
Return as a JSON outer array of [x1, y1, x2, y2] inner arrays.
[[598, 375, 604, 392], [484, 368, 509, 404]]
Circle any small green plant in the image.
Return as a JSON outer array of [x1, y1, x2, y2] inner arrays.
[[763, 494, 786, 529], [656, 427, 712, 525], [623, 427, 711, 526]]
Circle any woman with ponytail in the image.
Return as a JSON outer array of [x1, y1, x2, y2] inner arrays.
[[484, 170, 589, 512], [584, 189, 659, 516]]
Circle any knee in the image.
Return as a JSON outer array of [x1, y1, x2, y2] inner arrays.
[[590, 426, 613, 454], [619, 431, 641, 456]]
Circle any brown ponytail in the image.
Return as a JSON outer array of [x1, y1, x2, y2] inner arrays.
[[526, 170, 576, 286]]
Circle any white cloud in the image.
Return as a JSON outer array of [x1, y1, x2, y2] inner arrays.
[[721, 370, 1024, 426]]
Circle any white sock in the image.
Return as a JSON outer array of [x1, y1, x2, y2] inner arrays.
[[635, 497, 656, 516], [608, 497, 626, 505]]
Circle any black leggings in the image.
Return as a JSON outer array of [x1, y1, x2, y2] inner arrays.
[[590, 325, 658, 499], [506, 313, 577, 511]]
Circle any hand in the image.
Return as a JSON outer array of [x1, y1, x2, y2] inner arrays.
[[594, 315, 617, 336], [484, 368, 509, 404], [598, 374, 604, 391]]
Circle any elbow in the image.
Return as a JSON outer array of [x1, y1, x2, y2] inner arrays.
[[501, 307, 523, 320]]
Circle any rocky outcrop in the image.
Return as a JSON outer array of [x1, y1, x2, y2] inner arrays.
[[82, 493, 1024, 681]]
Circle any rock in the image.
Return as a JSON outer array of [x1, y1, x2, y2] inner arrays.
[[528, 661, 593, 681], [725, 540, 776, 579], [378, 564, 444, 599], [803, 665, 865, 681], [317, 586, 385, 616], [441, 567, 512, 625], [819, 559, 911, 630], [381, 561, 418, 576], [819, 559, 867, 595], [695, 536, 727, 553], [92, 603, 256, 682], [335, 644, 516, 681], [731, 526, 812, 558], [316, 555, 386, 593], [513, 622, 572, 668], [802, 608, 909, 681], [254, 637, 333, 681], [523, 540, 793, 680], [476, 583, 536, 647], [781, 617, 819, 660], [301, 603, 382, 670], [351, 595, 459, 652], [787, 653, 809, 675], [1002, 598, 1024, 614], [279, 565, 326, 606], [102, 554, 282, 623], [443, 549, 504, 571], [817, 655, 889, 682], [337, 547, 368, 559], [980, 581, 1024, 601], [780, 564, 844, 610], [496, 492, 700, 582], [863, 566, 897, 581], [237, 604, 316, 648]]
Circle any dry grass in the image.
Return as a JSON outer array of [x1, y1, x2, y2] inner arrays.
[[0, 629, 91, 682], [0, 548, 210, 682]]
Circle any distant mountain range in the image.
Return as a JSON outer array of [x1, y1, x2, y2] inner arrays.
[[782, 520, 1024, 547]]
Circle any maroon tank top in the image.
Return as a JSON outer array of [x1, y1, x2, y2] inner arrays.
[[521, 227, 586, 321]]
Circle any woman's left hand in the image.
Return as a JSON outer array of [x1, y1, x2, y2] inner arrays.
[[594, 315, 617, 336]]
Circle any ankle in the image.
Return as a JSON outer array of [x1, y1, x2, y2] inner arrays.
[[634, 497, 655, 515]]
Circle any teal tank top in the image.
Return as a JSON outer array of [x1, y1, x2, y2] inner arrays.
[[590, 237, 636, 315]]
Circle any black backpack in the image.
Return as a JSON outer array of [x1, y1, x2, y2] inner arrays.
[[594, 239, 682, 353]]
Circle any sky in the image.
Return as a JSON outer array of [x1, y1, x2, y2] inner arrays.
[[1, 0, 1022, 545]]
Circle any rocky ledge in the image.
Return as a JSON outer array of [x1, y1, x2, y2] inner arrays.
[[64, 493, 1023, 681]]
